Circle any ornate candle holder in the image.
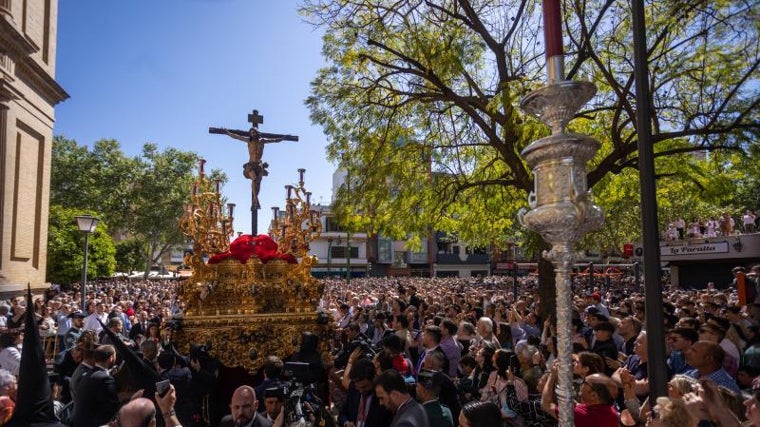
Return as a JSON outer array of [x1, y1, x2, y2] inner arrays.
[[269, 168, 322, 259], [178, 159, 236, 268], [519, 79, 605, 426]]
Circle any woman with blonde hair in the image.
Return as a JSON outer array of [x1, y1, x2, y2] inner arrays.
[[667, 374, 698, 398], [646, 396, 692, 427]]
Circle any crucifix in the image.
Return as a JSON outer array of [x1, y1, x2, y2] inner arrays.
[[209, 109, 299, 234]]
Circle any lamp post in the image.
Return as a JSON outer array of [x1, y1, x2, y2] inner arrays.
[[343, 154, 352, 286], [75, 214, 99, 313], [346, 232, 351, 285], [327, 237, 333, 275], [518, 2, 605, 423]]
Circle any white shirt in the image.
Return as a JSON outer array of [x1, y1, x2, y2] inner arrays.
[[56, 312, 72, 336], [0, 346, 21, 376], [83, 312, 108, 334]]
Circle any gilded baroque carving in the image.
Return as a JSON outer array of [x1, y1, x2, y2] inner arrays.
[[174, 161, 331, 374]]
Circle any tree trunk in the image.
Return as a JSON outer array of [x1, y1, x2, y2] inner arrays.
[[537, 239, 556, 321]]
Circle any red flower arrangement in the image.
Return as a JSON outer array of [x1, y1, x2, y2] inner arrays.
[[207, 234, 297, 265]]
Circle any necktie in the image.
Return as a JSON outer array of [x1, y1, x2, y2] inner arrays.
[[417, 350, 427, 375], [357, 394, 367, 425]]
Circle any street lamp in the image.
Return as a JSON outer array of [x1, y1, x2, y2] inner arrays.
[[75, 214, 99, 313], [342, 153, 352, 286]]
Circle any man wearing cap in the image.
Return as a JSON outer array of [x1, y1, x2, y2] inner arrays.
[[416, 370, 453, 427], [591, 322, 619, 376], [64, 310, 86, 350], [585, 292, 610, 319], [261, 386, 285, 422]]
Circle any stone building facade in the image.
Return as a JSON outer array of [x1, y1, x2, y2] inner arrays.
[[0, 1, 67, 294]]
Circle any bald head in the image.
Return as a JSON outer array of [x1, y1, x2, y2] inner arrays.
[[230, 385, 257, 425], [118, 398, 156, 427]]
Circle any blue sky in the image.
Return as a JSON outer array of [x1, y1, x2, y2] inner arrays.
[[54, 1, 335, 234]]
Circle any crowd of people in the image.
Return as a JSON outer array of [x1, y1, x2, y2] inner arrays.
[[663, 211, 757, 241], [1, 264, 760, 426]]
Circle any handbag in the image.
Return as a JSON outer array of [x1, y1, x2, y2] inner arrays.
[[491, 381, 523, 424]]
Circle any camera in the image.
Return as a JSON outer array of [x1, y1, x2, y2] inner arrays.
[[350, 335, 378, 361], [164, 318, 182, 332], [279, 362, 325, 427]]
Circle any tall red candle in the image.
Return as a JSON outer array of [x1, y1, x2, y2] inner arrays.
[[543, 0, 563, 57]]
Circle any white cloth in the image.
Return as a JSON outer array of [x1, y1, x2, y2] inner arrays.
[[0, 346, 21, 376]]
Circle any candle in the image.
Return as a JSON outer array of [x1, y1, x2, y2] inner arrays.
[[215, 179, 221, 194], [199, 159, 206, 175], [543, 0, 563, 57], [227, 203, 235, 218]]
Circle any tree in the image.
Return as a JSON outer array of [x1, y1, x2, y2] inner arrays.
[[114, 239, 146, 275], [51, 137, 228, 278], [303, 0, 757, 236], [51, 137, 138, 232], [302, 0, 758, 314], [47, 205, 116, 284]]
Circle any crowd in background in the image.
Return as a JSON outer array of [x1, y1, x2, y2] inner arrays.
[[1, 264, 760, 426], [664, 211, 758, 241]]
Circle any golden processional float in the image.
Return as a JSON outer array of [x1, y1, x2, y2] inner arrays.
[[173, 160, 332, 374]]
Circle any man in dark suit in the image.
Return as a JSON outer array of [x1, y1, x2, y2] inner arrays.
[[254, 355, 283, 413], [415, 326, 449, 376], [339, 358, 393, 427], [129, 310, 150, 340], [71, 344, 120, 427], [374, 369, 429, 427], [219, 385, 272, 427], [416, 370, 453, 427]]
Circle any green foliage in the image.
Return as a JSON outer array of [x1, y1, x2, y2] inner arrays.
[[51, 137, 138, 231], [114, 239, 146, 274], [303, 0, 758, 258], [47, 205, 116, 284], [51, 137, 228, 279]]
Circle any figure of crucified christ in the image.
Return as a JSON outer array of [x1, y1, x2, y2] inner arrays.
[[209, 109, 299, 234]]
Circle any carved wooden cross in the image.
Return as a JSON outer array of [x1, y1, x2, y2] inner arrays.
[[248, 110, 264, 129]]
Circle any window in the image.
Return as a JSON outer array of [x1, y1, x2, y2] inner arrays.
[[329, 246, 358, 259], [325, 217, 346, 233]]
